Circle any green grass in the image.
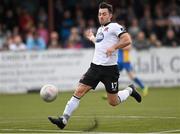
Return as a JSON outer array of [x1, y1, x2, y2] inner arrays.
[[0, 87, 180, 133]]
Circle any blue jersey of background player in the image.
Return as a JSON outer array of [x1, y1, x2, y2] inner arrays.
[[117, 46, 148, 96]]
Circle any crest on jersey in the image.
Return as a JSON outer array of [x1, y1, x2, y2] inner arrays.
[[96, 32, 104, 42], [104, 27, 109, 32]]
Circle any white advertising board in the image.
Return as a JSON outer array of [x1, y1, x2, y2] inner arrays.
[[119, 48, 180, 87], [0, 48, 180, 93]]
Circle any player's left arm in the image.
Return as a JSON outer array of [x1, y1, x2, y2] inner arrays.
[[122, 43, 132, 50], [116, 33, 132, 49], [106, 33, 132, 57]]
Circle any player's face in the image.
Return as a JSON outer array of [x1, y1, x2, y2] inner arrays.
[[98, 8, 112, 25]]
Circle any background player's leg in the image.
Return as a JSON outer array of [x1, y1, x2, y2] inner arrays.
[[127, 71, 144, 88], [127, 71, 148, 96]]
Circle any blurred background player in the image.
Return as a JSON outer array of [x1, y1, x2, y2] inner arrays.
[[118, 45, 149, 96]]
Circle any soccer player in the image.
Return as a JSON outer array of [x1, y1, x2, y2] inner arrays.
[[48, 2, 142, 129], [118, 47, 149, 96]]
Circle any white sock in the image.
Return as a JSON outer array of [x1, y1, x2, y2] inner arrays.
[[63, 96, 80, 118], [118, 87, 132, 102]]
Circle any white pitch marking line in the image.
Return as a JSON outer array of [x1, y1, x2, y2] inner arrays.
[[0, 128, 82, 133], [0, 128, 142, 134], [0, 115, 179, 124], [73, 115, 179, 119], [0, 115, 178, 120], [0, 128, 129, 134], [152, 129, 180, 133], [2, 128, 180, 134]]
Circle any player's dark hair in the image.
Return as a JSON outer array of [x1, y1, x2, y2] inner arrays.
[[99, 2, 113, 13]]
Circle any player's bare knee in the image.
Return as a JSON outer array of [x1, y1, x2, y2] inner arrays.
[[107, 94, 119, 106], [74, 83, 91, 98], [74, 89, 84, 97], [108, 100, 118, 106]]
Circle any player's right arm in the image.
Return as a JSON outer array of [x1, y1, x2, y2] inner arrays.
[[85, 29, 96, 44]]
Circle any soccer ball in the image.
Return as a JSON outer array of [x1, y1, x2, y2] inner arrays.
[[40, 84, 58, 102]]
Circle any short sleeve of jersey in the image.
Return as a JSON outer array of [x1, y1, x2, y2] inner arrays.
[[112, 23, 126, 37]]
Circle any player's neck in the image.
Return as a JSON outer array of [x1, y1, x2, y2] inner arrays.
[[102, 21, 111, 26]]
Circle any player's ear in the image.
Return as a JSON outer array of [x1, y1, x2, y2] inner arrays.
[[110, 13, 113, 20]]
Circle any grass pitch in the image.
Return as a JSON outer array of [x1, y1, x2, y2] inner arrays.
[[0, 87, 180, 133]]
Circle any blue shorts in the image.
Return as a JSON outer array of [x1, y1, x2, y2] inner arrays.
[[117, 62, 133, 72]]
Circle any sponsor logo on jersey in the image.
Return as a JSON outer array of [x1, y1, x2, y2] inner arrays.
[[96, 32, 104, 43]]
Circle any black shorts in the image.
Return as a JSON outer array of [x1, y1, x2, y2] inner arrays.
[[79, 63, 119, 94]]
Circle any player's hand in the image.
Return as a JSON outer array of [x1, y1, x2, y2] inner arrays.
[[85, 29, 95, 42], [106, 46, 116, 57]]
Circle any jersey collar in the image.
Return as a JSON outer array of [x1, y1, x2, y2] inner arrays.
[[103, 22, 111, 26]]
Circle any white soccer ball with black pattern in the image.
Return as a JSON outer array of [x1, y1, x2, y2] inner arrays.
[[40, 84, 58, 102]]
